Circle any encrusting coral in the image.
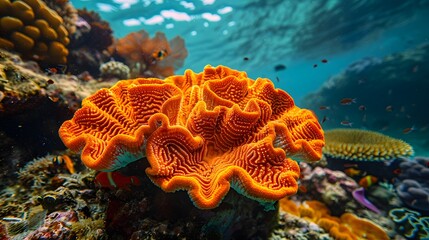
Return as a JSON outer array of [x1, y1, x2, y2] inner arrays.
[[59, 65, 325, 209], [323, 128, 414, 161], [0, 0, 70, 64], [279, 198, 390, 240], [109, 29, 188, 78]]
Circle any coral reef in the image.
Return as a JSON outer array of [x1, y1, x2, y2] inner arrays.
[[389, 207, 429, 239], [44, 0, 78, 35], [66, 8, 113, 76], [298, 162, 359, 214], [0, 0, 69, 64], [394, 157, 429, 212], [99, 60, 130, 80], [323, 128, 414, 161], [0, 49, 117, 165], [279, 198, 390, 240], [25, 210, 78, 239], [302, 43, 429, 156], [102, 171, 279, 239], [109, 29, 188, 78], [74, 8, 112, 52], [59, 65, 325, 209], [270, 211, 330, 240]]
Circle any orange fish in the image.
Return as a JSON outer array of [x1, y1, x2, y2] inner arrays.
[[53, 155, 75, 174], [344, 168, 361, 177], [402, 126, 416, 134], [298, 185, 307, 193], [340, 98, 357, 105], [358, 175, 378, 189], [45, 67, 58, 75], [152, 49, 168, 61], [95, 171, 141, 191]]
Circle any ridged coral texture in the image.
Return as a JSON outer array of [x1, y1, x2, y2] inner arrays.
[[59, 65, 325, 209]]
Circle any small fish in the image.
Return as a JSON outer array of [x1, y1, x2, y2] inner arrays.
[[243, 57, 249, 61], [358, 79, 365, 85], [392, 168, 401, 175], [313, 64, 318, 68], [152, 49, 168, 61], [412, 65, 419, 73], [48, 96, 59, 102], [341, 120, 353, 127], [385, 105, 393, 112], [321, 115, 328, 124], [344, 168, 361, 177], [319, 106, 330, 110], [274, 64, 287, 72], [53, 155, 75, 174], [358, 175, 378, 189], [402, 126, 416, 134], [45, 67, 58, 75], [321, 59, 328, 63], [344, 163, 359, 168], [47, 79, 55, 84], [276, 76, 280, 82], [358, 105, 366, 111], [340, 98, 357, 105], [45, 65, 67, 75], [298, 185, 307, 193], [95, 171, 141, 191]]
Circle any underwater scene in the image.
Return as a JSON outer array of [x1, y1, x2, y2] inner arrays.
[[1, 0, 429, 239]]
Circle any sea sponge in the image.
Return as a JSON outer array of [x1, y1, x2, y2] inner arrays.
[[109, 29, 188, 78], [59, 65, 325, 209], [0, 0, 70, 64], [323, 128, 414, 161]]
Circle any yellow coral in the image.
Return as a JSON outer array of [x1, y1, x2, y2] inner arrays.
[[324, 128, 414, 161], [0, 0, 69, 64], [279, 199, 389, 240], [0, 16, 23, 32]]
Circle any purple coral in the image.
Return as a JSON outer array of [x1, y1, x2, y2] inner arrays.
[[352, 187, 381, 214], [395, 157, 429, 211]]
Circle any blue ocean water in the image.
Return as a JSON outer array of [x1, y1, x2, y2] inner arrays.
[[72, 0, 429, 104]]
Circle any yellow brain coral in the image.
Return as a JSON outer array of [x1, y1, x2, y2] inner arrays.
[[0, 0, 69, 64], [59, 65, 325, 209], [323, 128, 414, 161]]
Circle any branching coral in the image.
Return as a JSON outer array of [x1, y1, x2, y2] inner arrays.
[[109, 29, 188, 78], [0, 0, 69, 64], [59, 65, 324, 209], [323, 128, 414, 161]]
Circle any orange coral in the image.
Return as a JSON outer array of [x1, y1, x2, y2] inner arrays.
[[280, 199, 389, 240], [59, 65, 324, 209], [109, 29, 188, 78]]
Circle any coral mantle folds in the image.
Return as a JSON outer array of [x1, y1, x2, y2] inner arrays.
[[59, 65, 325, 209]]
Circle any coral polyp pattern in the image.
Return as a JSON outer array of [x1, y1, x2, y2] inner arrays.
[[59, 65, 325, 208]]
